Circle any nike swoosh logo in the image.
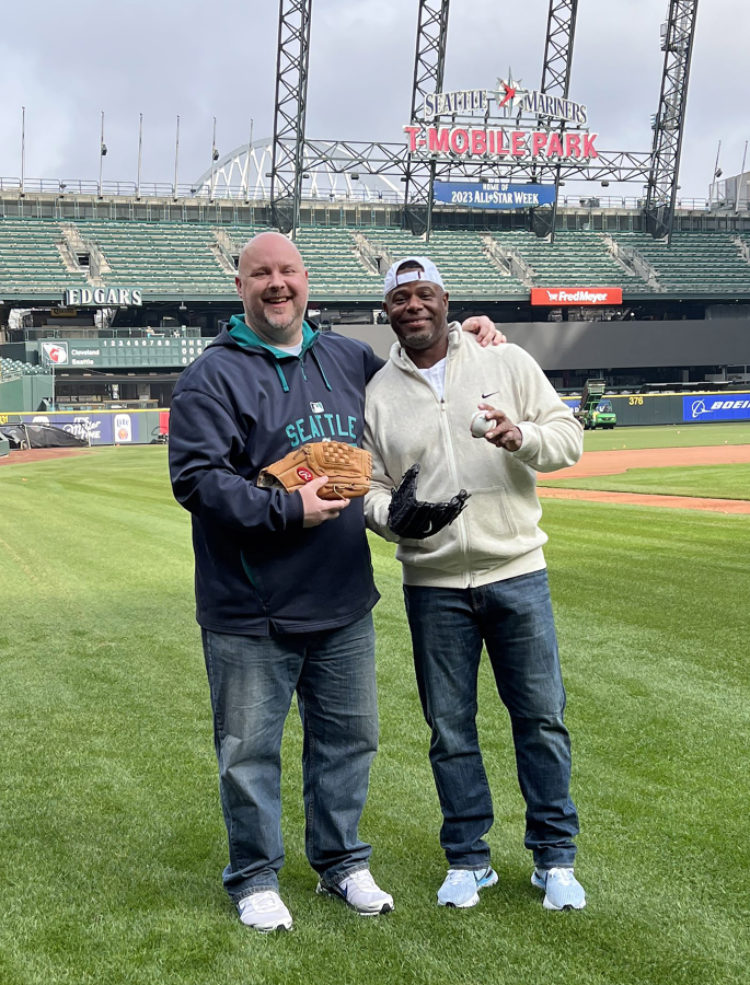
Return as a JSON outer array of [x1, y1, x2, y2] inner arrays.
[[481, 391, 498, 399]]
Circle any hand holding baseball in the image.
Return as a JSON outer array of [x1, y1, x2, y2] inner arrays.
[[475, 403, 523, 452]]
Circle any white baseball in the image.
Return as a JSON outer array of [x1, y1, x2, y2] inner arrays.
[[470, 411, 493, 438]]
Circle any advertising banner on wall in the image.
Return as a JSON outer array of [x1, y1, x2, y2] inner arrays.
[[683, 394, 750, 422], [0, 410, 168, 445], [530, 287, 623, 306], [434, 181, 556, 209], [10, 412, 139, 445]]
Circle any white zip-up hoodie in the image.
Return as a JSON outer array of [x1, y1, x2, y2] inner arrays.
[[364, 325, 583, 588]]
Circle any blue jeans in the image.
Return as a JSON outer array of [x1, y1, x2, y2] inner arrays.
[[201, 613, 378, 901], [403, 570, 579, 870]]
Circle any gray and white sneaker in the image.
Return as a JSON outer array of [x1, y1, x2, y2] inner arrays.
[[237, 890, 293, 932], [437, 866, 498, 908], [531, 867, 586, 910], [316, 868, 394, 916]]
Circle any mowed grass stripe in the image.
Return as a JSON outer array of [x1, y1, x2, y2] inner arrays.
[[539, 462, 750, 500], [0, 447, 747, 985], [581, 421, 750, 451]]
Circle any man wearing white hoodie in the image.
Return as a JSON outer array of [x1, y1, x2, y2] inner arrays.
[[364, 257, 586, 913]]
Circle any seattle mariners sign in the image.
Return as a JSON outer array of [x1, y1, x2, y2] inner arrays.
[[422, 79, 589, 126], [406, 73, 597, 164]]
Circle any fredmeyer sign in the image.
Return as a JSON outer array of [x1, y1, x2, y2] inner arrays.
[[406, 74, 597, 165]]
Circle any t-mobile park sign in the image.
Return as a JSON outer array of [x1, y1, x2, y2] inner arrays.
[[404, 75, 597, 164]]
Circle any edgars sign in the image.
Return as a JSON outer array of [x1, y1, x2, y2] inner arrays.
[[405, 73, 597, 164], [63, 287, 143, 307]]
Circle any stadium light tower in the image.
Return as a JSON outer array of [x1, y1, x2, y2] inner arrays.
[[20, 106, 26, 195], [98, 111, 107, 198], [402, 0, 451, 238], [245, 0, 649, 215], [534, 0, 579, 241], [644, 0, 699, 242], [270, 0, 313, 238]]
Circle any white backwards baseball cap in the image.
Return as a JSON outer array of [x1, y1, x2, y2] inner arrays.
[[383, 256, 445, 298]]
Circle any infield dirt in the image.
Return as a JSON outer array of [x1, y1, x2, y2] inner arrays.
[[537, 444, 750, 513]]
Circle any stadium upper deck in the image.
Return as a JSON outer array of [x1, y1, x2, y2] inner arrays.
[[1, 191, 749, 406], [1, 194, 750, 317]]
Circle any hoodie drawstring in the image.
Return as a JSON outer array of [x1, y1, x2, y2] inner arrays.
[[273, 362, 290, 393], [310, 347, 332, 392]]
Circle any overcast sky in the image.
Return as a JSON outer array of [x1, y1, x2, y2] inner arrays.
[[0, 0, 746, 202]]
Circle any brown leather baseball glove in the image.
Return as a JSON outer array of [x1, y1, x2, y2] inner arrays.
[[257, 441, 372, 500]]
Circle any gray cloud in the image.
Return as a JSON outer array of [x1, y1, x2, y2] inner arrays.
[[0, 0, 746, 202]]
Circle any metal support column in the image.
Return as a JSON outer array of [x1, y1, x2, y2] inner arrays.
[[402, 0, 450, 238], [533, 0, 578, 240], [270, 0, 313, 237], [644, 0, 699, 242]]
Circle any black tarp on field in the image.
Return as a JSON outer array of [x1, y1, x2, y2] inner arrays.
[[0, 424, 88, 449]]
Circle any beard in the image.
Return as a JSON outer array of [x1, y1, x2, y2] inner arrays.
[[250, 296, 305, 343]]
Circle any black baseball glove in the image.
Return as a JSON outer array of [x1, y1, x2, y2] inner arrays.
[[387, 463, 470, 539]]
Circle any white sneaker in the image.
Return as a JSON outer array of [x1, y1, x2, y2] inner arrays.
[[237, 890, 293, 932], [316, 868, 394, 916], [531, 867, 586, 911], [437, 866, 498, 908]]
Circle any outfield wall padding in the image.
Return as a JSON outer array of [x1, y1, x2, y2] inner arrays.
[[561, 391, 750, 426], [0, 409, 168, 445], [0, 393, 748, 444]]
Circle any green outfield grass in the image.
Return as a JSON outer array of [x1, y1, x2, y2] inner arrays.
[[0, 445, 748, 985], [581, 421, 750, 451], [540, 463, 750, 500]]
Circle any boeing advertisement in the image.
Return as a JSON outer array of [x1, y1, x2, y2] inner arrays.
[[683, 394, 750, 422]]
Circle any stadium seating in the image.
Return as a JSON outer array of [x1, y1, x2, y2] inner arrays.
[[611, 231, 750, 294], [490, 229, 651, 291], [295, 226, 382, 299], [362, 227, 527, 297], [72, 219, 235, 294], [1, 216, 749, 302], [0, 355, 44, 376], [0, 217, 90, 296], [221, 224, 384, 299]]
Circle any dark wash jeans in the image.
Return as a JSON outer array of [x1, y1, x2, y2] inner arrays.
[[202, 613, 378, 902], [404, 569, 579, 870]]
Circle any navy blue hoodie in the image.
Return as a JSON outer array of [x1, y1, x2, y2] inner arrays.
[[169, 316, 384, 634]]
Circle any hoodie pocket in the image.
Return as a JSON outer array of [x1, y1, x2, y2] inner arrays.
[[467, 485, 520, 542]]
